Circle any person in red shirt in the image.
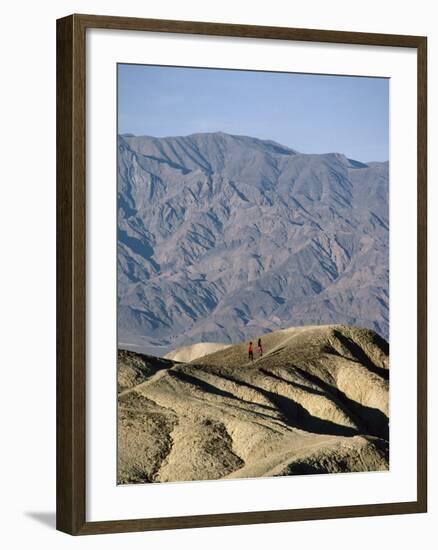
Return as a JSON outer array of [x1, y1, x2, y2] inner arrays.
[[248, 341, 254, 362]]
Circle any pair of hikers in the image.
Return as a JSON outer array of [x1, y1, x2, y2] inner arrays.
[[248, 338, 263, 362]]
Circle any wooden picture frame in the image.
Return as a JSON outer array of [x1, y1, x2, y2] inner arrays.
[[56, 13, 427, 535]]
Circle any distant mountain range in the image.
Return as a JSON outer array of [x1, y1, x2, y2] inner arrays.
[[117, 132, 389, 356]]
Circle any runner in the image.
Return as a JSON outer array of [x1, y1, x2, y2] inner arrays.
[[257, 338, 263, 357], [248, 341, 254, 362]]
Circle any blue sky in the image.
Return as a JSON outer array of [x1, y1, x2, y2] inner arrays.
[[118, 64, 389, 163]]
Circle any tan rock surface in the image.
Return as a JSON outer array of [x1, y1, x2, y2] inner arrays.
[[118, 324, 389, 484], [164, 342, 231, 363]]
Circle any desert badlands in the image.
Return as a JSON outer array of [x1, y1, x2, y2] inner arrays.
[[117, 324, 389, 484]]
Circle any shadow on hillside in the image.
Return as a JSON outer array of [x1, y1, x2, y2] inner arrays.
[[170, 369, 359, 438], [292, 365, 389, 440], [168, 370, 281, 423], [329, 330, 389, 380]]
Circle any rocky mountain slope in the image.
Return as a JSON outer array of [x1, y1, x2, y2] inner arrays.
[[118, 324, 389, 484], [118, 132, 389, 356]]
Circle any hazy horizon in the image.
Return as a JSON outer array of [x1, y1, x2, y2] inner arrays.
[[118, 64, 389, 163]]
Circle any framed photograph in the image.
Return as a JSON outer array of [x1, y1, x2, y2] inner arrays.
[[56, 14, 427, 535]]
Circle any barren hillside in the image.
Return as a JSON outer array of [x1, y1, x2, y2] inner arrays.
[[118, 324, 389, 484], [118, 132, 389, 356]]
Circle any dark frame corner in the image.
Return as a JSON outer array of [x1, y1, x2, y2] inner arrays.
[[56, 13, 427, 536]]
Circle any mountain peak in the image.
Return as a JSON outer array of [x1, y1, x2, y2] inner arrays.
[[118, 132, 389, 355], [123, 131, 299, 156]]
